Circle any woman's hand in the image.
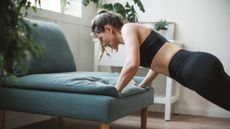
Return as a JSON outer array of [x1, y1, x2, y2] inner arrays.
[[116, 79, 139, 92]]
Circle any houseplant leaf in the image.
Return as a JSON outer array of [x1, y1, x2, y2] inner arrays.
[[101, 3, 113, 11], [125, 3, 138, 22], [0, 0, 42, 78], [82, 0, 145, 23], [133, 0, 145, 12], [113, 3, 126, 19]]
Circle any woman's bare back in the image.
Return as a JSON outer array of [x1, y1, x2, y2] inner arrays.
[[135, 24, 182, 75]]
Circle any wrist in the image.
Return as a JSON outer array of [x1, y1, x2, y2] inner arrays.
[[115, 86, 122, 92], [138, 82, 144, 87]]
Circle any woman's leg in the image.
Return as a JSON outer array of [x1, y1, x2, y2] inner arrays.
[[183, 52, 230, 111]]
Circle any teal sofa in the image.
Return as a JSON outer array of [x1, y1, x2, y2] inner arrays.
[[0, 19, 154, 129]]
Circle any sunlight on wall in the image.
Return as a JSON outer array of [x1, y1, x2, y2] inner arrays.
[[29, 0, 82, 17]]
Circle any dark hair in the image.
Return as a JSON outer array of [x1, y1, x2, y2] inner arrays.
[[91, 10, 124, 34], [91, 10, 124, 60]]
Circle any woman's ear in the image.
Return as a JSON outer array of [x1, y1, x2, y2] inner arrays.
[[104, 25, 113, 33]]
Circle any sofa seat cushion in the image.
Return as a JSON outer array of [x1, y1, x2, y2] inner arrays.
[[1, 72, 149, 98]]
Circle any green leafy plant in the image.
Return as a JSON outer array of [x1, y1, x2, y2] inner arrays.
[[0, 0, 42, 78], [82, 0, 145, 22], [154, 19, 169, 31]]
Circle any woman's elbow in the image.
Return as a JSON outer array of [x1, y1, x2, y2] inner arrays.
[[126, 63, 139, 71]]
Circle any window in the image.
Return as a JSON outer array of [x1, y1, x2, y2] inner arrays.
[[30, 0, 82, 17]]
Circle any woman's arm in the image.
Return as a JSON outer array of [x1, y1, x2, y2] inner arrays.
[[115, 24, 140, 92], [115, 61, 139, 92], [139, 69, 158, 88]]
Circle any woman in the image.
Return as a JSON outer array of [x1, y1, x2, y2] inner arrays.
[[91, 10, 230, 111]]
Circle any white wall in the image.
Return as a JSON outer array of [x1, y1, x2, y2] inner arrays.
[[106, 0, 230, 118]]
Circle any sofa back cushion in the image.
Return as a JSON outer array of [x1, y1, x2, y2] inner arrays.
[[14, 19, 76, 76]]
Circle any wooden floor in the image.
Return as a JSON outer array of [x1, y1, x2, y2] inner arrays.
[[15, 112, 230, 129]]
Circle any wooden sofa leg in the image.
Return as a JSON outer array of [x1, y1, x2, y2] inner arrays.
[[100, 123, 109, 129], [141, 107, 148, 129], [0, 110, 5, 129], [56, 117, 63, 128]]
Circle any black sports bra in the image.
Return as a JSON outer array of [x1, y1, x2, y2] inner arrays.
[[140, 31, 168, 68]]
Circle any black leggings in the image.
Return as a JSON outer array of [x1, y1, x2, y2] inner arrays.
[[169, 49, 230, 111]]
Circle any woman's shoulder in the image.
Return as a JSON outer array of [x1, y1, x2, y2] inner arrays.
[[121, 23, 152, 45], [123, 23, 151, 31], [121, 23, 138, 31], [121, 23, 149, 34], [120, 23, 138, 38]]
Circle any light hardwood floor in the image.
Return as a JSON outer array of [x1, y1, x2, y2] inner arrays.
[[15, 112, 230, 129]]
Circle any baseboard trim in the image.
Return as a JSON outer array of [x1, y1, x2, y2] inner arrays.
[[174, 105, 230, 118], [148, 104, 230, 118]]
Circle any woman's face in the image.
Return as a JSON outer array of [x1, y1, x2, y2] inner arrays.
[[96, 25, 121, 50]]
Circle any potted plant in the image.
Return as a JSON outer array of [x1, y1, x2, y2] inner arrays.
[[82, 0, 145, 22], [0, 0, 42, 79], [154, 19, 169, 36]]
